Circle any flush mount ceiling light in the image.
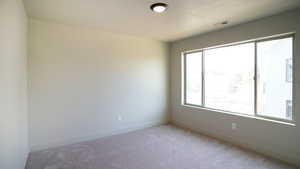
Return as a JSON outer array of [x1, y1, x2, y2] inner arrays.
[[221, 21, 229, 25], [214, 20, 229, 26], [150, 3, 168, 13]]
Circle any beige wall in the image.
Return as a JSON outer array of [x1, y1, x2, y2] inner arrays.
[[0, 0, 29, 169], [28, 19, 170, 151], [171, 9, 300, 166]]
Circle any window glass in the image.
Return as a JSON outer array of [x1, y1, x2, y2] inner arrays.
[[257, 37, 293, 120], [185, 52, 202, 105], [204, 43, 255, 114]]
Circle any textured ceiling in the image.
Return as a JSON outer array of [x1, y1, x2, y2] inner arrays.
[[24, 0, 300, 42]]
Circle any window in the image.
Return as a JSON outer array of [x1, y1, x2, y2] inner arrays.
[[185, 52, 203, 105], [256, 37, 293, 120], [183, 35, 294, 121], [205, 43, 254, 114]]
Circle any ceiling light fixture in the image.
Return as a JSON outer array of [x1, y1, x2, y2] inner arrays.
[[214, 21, 229, 26], [221, 21, 228, 25], [150, 3, 168, 13]]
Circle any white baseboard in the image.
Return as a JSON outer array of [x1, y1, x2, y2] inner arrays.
[[30, 119, 168, 152]]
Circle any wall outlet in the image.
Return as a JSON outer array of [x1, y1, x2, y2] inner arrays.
[[117, 115, 123, 121], [231, 123, 237, 130]]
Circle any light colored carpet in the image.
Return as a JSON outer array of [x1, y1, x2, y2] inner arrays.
[[26, 125, 298, 169]]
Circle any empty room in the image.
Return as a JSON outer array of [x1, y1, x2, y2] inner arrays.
[[1, 0, 300, 169]]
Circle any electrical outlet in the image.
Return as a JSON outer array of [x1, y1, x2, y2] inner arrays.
[[117, 115, 123, 121], [231, 123, 237, 130]]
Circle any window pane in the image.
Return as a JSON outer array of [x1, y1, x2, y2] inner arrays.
[[257, 37, 293, 120], [185, 52, 202, 105], [205, 43, 254, 114]]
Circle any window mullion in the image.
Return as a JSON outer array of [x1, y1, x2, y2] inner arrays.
[[183, 53, 187, 105], [254, 42, 258, 116], [202, 51, 205, 107]]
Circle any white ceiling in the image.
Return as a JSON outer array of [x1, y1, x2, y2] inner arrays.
[[24, 0, 300, 42]]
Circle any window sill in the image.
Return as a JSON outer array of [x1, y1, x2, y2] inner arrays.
[[182, 104, 296, 127]]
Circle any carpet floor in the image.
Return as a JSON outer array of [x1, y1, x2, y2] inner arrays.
[[26, 125, 299, 169]]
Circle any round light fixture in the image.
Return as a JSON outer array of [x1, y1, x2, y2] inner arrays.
[[221, 21, 228, 25], [150, 3, 168, 13]]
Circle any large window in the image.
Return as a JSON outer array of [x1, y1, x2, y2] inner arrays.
[[183, 35, 294, 121]]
